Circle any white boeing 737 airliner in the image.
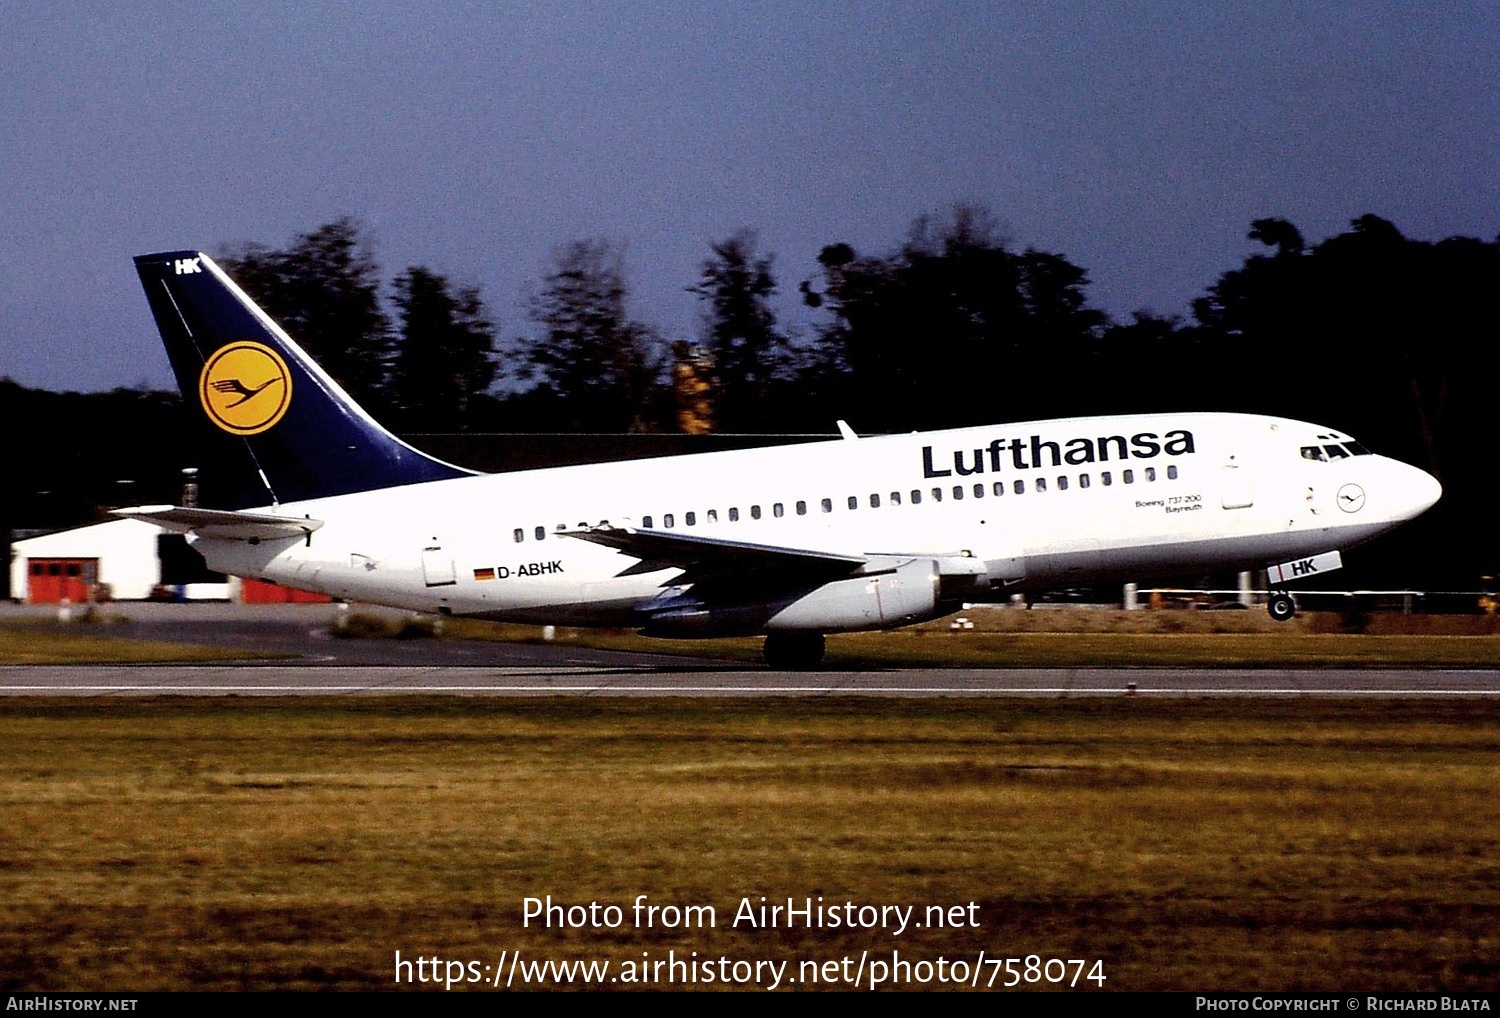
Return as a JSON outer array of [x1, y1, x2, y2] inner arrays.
[[116, 251, 1441, 667]]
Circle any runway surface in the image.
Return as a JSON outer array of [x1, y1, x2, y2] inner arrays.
[[3, 603, 1496, 697], [4, 664, 1498, 697]]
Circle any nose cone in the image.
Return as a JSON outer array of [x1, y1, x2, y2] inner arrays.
[[1396, 463, 1442, 521]]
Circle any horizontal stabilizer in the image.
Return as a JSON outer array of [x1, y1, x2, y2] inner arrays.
[[111, 505, 324, 541]]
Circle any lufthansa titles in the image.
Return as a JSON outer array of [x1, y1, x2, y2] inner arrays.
[[923, 429, 1195, 479]]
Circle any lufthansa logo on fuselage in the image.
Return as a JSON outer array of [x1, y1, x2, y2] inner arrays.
[[198, 341, 292, 436], [1337, 483, 1366, 514]]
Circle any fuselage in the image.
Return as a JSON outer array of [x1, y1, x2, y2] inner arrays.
[[193, 411, 1441, 629]]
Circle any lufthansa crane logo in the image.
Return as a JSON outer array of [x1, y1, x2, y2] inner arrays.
[[1337, 483, 1366, 514], [198, 341, 292, 435]]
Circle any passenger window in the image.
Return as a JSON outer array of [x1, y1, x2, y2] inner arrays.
[[890, 491, 902, 506], [1013, 479, 1025, 494], [707, 509, 718, 523], [821, 498, 832, 513], [952, 485, 963, 500], [751, 505, 761, 520], [773, 503, 784, 518], [513, 528, 524, 543], [664, 514, 675, 528], [729, 507, 739, 522], [535, 526, 546, 541], [973, 483, 984, 498], [642, 515, 653, 529], [1123, 469, 1135, 484], [1057, 476, 1068, 491], [796, 500, 807, 516], [931, 488, 943, 502], [1101, 471, 1112, 486], [1079, 474, 1090, 489], [993, 481, 1004, 496], [870, 493, 880, 508], [686, 511, 696, 526], [1167, 465, 1178, 480], [1145, 467, 1156, 482], [911, 490, 922, 505], [1036, 477, 1048, 493], [848, 495, 858, 510]]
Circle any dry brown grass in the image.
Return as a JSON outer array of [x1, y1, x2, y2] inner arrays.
[[1, 697, 1495, 991], [0, 626, 259, 665], [441, 610, 1500, 669]]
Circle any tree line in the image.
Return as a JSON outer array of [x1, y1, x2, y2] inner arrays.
[[5, 207, 1496, 588], [205, 210, 1122, 436], [219, 219, 498, 432], [203, 209, 1497, 485]]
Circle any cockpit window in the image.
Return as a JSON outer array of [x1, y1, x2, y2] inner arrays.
[[1304, 441, 1373, 461]]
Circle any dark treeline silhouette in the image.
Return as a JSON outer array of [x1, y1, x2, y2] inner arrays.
[[688, 229, 793, 432], [796, 205, 1108, 431], [220, 218, 502, 432], [508, 238, 664, 432], [1183, 214, 1500, 589], [220, 219, 394, 411], [4, 381, 199, 538], [388, 266, 496, 431], [8, 209, 1496, 590], [1189, 214, 1497, 481]]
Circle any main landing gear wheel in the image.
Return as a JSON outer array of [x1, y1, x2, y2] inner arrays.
[[763, 632, 826, 670], [1267, 592, 1297, 622]]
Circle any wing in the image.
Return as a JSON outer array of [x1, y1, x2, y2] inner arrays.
[[563, 525, 867, 597], [566, 526, 993, 637]]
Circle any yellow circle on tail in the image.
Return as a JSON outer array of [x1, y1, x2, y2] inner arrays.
[[198, 341, 292, 435]]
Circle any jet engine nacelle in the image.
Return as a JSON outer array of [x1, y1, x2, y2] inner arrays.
[[769, 558, 943, 631], [641, 559, 945, 637]]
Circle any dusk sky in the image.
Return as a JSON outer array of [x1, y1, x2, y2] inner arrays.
[[4, 2, 1497, 392]]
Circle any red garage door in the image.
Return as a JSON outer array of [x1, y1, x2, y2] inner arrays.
[[27, 559, 98, 604], [239, 577, 331, 604]]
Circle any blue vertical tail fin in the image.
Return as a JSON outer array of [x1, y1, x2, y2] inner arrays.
[[134, 250, 473, 508]]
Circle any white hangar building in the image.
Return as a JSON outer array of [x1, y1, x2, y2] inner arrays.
[[8, 515, 351, 604], [9, 518, 231, 603]]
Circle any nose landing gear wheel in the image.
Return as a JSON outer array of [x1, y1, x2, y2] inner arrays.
[[1267, 592, 1297, 622]]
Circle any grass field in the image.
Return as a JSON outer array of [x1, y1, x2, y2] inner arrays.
[[1, 697, 1495, 991], [0, 626, 259, 665], [5, 605, 1499, 668], [440, 608, 1500, 670]]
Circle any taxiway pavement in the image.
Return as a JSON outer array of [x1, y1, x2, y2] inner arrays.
[[3, 602, 1496, 697]]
